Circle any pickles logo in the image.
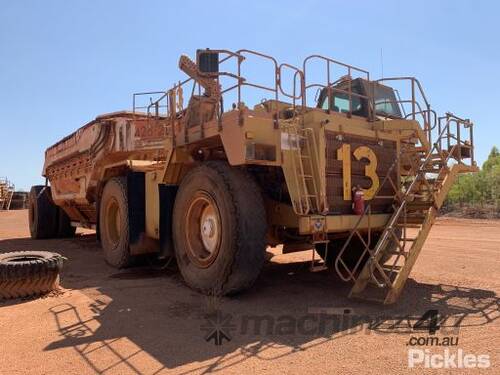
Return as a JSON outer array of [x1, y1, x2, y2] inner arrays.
[[408, 349, 490, 369]]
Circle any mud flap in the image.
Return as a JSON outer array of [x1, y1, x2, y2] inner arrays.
[[127, 172, 145, 247], [159, 184, 178, 258]]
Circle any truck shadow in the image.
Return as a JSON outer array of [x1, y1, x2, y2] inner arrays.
[[1, 235, 499, 374]]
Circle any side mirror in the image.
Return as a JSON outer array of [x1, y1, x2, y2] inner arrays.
[[196, 49, 219, 74]]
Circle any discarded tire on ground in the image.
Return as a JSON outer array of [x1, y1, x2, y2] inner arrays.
[[0, 251, 64, 300]]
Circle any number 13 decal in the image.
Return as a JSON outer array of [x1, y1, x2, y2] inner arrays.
[[337, 144, 380, 200]]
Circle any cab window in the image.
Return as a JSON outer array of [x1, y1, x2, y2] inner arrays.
[[373, 85, 402, 117], [319, 91, 362, 115]]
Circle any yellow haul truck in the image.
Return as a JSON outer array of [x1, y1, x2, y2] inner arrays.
[[30, 49, 477, 303]]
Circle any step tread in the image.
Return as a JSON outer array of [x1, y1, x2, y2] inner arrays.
[[310, 265, 328, 272]]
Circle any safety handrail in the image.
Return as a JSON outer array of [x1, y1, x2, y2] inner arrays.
[[303, 54, 372, 119], [437, 113, 475, 166], [376, 77, 435, 143], [334, 111, 475, 284], [131, 49, 457, 154], [132, 49, 307, 139]]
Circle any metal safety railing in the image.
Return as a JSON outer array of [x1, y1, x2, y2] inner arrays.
[[132, 49, 305, 143], [376, 77, 438, 145], [438, 112, 475, 166], [132, 91, 170, 118], [130, 49, 452, 153], [302, 55, 374, 119], [334, 112, 475, 291], [0, 177, 15, 210]]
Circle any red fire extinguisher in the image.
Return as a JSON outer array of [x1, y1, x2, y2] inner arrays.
[[352, 185, 365, 215]]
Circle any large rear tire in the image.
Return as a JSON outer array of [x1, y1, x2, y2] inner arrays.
[[29, 185, 58, 239], [99, 177, 132, 268], [172, 162, 267, 296]]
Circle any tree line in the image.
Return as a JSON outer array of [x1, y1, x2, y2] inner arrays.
[[447, 146, 500, 208]]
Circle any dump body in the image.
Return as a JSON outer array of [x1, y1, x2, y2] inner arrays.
[[43, 112, 167, 225]]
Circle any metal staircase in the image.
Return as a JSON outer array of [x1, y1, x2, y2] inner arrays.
[[281, 123, 330, 272], [334, 113, 477, 304], [5, 190, 14, 210], [0, 178, 15, 211]]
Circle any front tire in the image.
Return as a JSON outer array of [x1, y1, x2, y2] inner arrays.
[[172, 162, 266, 296], [99, 177, 132, 268]]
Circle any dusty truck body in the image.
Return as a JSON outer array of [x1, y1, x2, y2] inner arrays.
[[30, 49, 477, 303], [41, 112, 167, 226]]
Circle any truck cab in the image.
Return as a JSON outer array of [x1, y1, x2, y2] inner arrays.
[[316, 77, 403, 119]]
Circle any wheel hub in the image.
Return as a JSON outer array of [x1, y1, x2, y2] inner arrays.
[[185, 192, 222, 268], [200, 210, 218, 254], [105, 197, 121, 246]]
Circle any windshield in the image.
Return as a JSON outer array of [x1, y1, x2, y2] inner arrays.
[[317, 79, 365, 117], [320, 92, 363, 114], [373, 84, 402, 117], [316, 79, 402, 118]]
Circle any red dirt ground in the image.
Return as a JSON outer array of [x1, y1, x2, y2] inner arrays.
[[0, 210, 498, 374]]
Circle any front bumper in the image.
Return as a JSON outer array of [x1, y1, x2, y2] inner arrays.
[[298, 214, 390, 235]]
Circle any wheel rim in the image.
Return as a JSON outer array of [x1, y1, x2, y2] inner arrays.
[[105, 197, 121, 247], [185, 191, 222, 268]]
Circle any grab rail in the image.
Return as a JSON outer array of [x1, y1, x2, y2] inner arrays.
[[376, 77, 436, 144], [130, 49, 447, 151], [303, 54, 374, 119]]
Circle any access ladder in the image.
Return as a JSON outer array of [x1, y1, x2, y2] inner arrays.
[[334, 113, 477, 304]]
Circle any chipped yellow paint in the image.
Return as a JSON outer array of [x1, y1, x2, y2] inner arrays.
[[337, 144, 380, 201], [337, 144, 352, 200], [353, 146, 379, 200]]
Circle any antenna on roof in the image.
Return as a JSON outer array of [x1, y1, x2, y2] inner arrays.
[[380, 47, 384, 79]]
